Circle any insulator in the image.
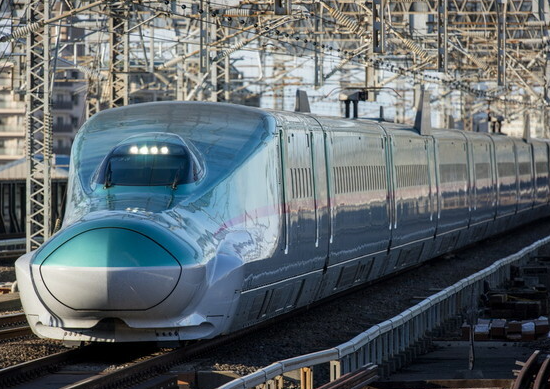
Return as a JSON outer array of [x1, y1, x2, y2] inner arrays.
[[324, 4, 365, 37], [0, 21, 43, 42], [521, 37, 549, 45], [325, 58, 351, 80], [525, 21, 550, 27], [213, 39, 247, 62], [44, 112, 53, 158], [76, 65, 103, 80], [460, 31, 491, 39], [401, 38, 429, 60], [220, 8, 253, 17], [468, 55, 489, 71]]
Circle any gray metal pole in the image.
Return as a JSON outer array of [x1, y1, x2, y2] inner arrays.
[[25, 0, 52, 252]]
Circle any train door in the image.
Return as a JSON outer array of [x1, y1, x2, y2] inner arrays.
[[514, 139, 534, 214], [470, 136, 497, 225], [432, 133, 469, 236], [311, 129, 330, 260], [493, 136, 518, 219], [388, 133, 435, 249], [426, 136, 438, 229], [327, 131, 391, 265], [280, 125, 329, 272], [531, 140, 550, 210]]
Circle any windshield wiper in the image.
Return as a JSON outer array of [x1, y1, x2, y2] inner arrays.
[[171, 168, 180, 190], [104, 162, 113, 189]]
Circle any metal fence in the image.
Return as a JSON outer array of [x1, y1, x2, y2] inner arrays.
[[0, 179, 67, 241], [218, 236, 550, 389]]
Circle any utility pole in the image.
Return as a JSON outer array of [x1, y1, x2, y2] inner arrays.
[[25, 0, 52, 252], [108, 2, 129, 108]]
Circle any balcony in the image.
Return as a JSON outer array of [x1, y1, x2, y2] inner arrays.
[[53, 146, 72, 155], [53, 123, 75, 133], [0, 154, 24, 163], [0, 125, 24, 135], [52, 100, 73, 110], [54, 81, 74, 87], [0, 100, 25, 114], [0, 148, 24, 157]]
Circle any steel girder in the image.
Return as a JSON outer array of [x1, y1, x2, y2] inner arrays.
[[25, 0, 52, 252]]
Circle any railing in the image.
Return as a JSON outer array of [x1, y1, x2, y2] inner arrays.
[[218, 236, 550, 389], [53, 123, 75, 133], [0, 101, 24, 110], [0, 237, 25, 259], [0, 180, 68, 244], [53, 81, 74, 87], [0, 148, 24, 156], [0, 125, 24, 134]]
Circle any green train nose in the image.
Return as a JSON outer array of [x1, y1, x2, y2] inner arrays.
[[38, 228, 182, 311]]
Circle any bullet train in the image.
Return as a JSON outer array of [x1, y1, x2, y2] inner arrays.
[[15, 101, 550, 344]]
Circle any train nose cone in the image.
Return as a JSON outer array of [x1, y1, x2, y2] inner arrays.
[[39, 228, 181, 311]]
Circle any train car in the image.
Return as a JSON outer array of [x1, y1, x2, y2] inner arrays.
[[15, 101, 550, 345]]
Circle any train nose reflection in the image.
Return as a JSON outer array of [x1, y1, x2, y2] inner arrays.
[[39, 227, 181, 310]]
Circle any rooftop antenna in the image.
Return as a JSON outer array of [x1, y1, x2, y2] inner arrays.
[[294, 89, 311, 113], [414, 85, 432, 135]]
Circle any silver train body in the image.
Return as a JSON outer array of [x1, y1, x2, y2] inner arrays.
[[15, 102, 550, 343]]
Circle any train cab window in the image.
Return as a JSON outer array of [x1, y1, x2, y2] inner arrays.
[[95, 134, 201, 188]]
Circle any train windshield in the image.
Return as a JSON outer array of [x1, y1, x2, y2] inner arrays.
[[98, 143, 194, 187]]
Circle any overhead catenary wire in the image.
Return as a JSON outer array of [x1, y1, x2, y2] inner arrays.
[[1, 0, 546, 110]]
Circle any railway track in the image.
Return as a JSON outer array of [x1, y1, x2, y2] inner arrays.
[[514, 351, 550, 389], [0, 313, 32, 341], [3, 221, 550, 388], [0, 347, 90, 388], [0, 324, 269, 389]]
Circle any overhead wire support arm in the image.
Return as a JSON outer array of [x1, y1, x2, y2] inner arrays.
[[0, 0, 106, 42]]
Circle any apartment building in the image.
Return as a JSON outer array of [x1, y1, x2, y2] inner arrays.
[[0, 62, 25, 164], [0, 1, 86, 165]]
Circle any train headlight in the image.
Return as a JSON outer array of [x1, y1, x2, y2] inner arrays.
[[94, 133, 202, 188], [127, 145, 167, 155]]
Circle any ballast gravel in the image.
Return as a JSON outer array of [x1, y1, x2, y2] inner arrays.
[[1, 219, 550, 373]]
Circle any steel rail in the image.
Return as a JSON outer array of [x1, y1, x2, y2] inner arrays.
[[533, 354, 550, 389], [4, 238, 550, 388], [0, 347, 91, 388], [316, 364, 378, 389], [60, 325, 273, 389], [217, 236, 550, 389], [0, 313, 26, 326], [0, 316, 274, 388], [0, 313, 31, 341], [0, 326, 32, 340], [513, 351, 541, 389]]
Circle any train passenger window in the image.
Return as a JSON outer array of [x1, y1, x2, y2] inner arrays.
[[498, 162, 515, 178], [519, 162, 531, 176], [475, 163, 490, 180]]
